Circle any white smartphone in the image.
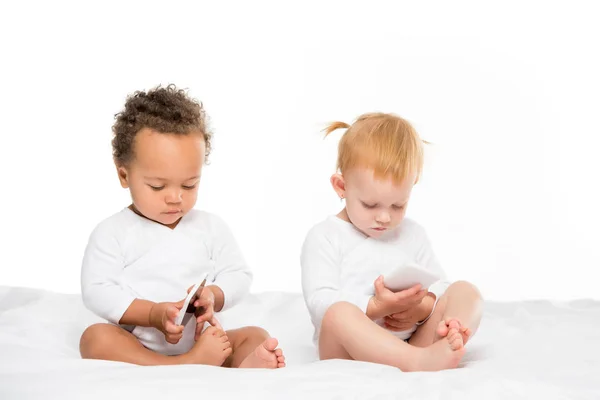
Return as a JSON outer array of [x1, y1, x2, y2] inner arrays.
[[382, 263, 439, 292], [174, 273, 208, 326]]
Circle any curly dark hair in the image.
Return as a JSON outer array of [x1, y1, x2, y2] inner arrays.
[[112, 84, 212, 166]]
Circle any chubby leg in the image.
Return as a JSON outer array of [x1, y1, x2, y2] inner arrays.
[[409, 281, 483, 348], [80, 323, 231, 366], [223, 326, 286, 369], [319, 302, 465, 372]]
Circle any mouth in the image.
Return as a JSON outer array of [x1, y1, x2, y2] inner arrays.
[[372, 227, 387, 231], [164, 210, 182, 215]]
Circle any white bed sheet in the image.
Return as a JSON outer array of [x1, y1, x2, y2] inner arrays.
[[0, 285, 599, 399]]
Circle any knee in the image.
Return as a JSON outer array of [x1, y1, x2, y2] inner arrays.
[[241, 326, 270, 341], [447, 280, 482, 299], [79, 323, 112, 359], [321, 301, 359, 329]]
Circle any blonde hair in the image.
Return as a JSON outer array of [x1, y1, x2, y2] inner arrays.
[[324, 112, 425, 184]]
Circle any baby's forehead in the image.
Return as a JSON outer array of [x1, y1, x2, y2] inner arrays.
[[132, 128, 205, 160], [348, 168, 412, 186], [346, 169, 413, 199], [132, 153, 204, 182]]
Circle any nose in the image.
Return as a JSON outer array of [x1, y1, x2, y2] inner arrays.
[[165, 188, 183, 204], [375, 211, 391, 224]]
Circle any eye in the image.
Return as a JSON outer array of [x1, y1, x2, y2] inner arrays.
[[149, 185, 165, 191], [182, 184, 197, 190], [361, 202, 377, 209], [392, 204, 405, 210]]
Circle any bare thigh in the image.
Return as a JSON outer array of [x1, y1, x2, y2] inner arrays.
[[319, 319, 353, 361], [409, 280, 483, 348], [317, 302, 421, 370], [318, 302, 362, 360], [408, 294, 448, 347], [80, 323, 165, 365]]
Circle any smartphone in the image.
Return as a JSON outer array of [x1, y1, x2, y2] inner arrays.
[[175, 273, 208, 326]]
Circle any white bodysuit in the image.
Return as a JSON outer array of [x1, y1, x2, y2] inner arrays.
[[300, 216, 450, 344], [81, 208, 252, 355]]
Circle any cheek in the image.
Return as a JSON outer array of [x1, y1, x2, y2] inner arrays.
[[131, 185, 160, 206], [128, 184, 145, 200], [186, 188, 199, 200], [347, 203, 371, 223], [182, 189, 199, 208], [392, 209, 407, 223]]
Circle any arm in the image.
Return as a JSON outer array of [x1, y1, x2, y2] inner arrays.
[[368, 276, 429, 321], [300, 229, 372, 327], [120, 299, 155, 326], [121, 299, 184, 329], [80, 224, 138, 325], [209, 216, 253, 311], [414, 225, 449, 322], [81, 223, 185, 341], [415, 292, 436, 324], [206, 285, 224, 312], [383, 291, 435, 331]]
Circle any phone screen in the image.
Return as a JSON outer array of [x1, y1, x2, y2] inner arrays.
[[186, 286, 206, 315]]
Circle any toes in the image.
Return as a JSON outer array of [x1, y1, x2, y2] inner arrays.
[[277, 355, 285, 363], [436, 320, 449, 337], [447, 328, 464, 351], [274, 348, 283, 357], [453, 338, 464, 350], [263, 337, 279, 352], [447, 319, 461, 330], [277, 362, 286, 368], [462, 328, 472, 344]]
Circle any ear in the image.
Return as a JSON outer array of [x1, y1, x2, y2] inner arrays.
[[116, 165, 130, 188], [330, 173, 346, 199]]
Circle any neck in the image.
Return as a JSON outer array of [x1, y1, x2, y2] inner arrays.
[[128, 204, 182, 229]]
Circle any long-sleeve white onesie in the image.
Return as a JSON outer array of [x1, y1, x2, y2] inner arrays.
[[81, 208, 252, 355], [301, 216, 450, 344]]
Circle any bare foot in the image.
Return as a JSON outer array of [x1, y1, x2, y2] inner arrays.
[[238, 338, 286, 369], [408, 328, 465, 372], [183, 326, 232, 366], [435, 318, 472, 344]]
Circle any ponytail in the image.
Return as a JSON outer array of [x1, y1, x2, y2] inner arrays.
[[323, 121, 351, 137]]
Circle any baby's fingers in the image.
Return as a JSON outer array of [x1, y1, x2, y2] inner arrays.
[[194, 296, 214, 309], [415, 289, 428, 301], [374, 276, 392, 295], [166, 305, 180, 322], [166, 332, 183, 344], [165, 320, 184, 334], [396, 284, 422, 299], [389, 310, 410, 319], [210, 316, 222, 330], [194, 323, 204, 341], [196, 308, 216, 323]]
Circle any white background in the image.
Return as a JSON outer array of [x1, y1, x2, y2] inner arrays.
[[1, 1, 598, 301]]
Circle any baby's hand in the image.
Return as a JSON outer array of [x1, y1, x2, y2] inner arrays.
[[368, 276, 428, 320], [384, 293, 435, 331], [193, 286, 222, 340], [149, 300, 185, 344]]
